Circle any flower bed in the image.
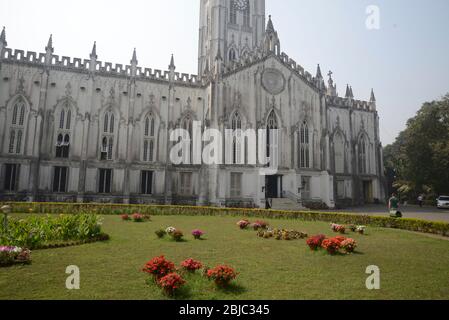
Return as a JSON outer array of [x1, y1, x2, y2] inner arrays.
[[4, 202, 449, 237], [0, 213, 107, 250], [0, 246, 31, 267], [306, 235, 357, 255], [143, 256, 239, 296]]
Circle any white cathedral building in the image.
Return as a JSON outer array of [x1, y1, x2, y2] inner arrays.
[[0, 0, 386, 208]]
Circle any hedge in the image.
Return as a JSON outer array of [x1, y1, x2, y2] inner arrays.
[[2, 202, 449, 237]]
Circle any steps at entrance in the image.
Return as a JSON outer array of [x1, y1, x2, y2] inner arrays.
[[270, 198, 307, 211]]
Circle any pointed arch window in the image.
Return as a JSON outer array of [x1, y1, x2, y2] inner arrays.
[[229, 48, 237, 62], [9, 99, 27, 154], [334, 132, 345, 174], [243, 1, 250, 26], [266, 111, 279, 163], [143, 114, 156, 163], [299, 122, 310, 169], [231, 112, 243, 164], [358, 137, 368, 174], [182, 116, 193, 164], [230, 1, 237, 24], [101, 110, 116, 161], [55, 104, 72, 159]]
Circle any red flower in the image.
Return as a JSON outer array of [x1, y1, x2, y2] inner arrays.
[[158, 273, 186, 295], [121, 214, 130, 221], [142, 256, 175, 279], [341, 238, 357, 253], [181, 258, 203, 272], [306, 234, 326, 251], [206, 265, 238, 287], [321, 237, 342, 255]]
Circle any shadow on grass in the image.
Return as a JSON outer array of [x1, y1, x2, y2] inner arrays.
[[215, 282, 247, 295]]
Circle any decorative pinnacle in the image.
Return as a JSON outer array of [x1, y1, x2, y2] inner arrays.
[[370, 88, 376, 102], [316, 64, 322, 78], [0, 26, 6, 46], [131, 48, 138, 65], [90, 41, 97, 59], [46, 34, 54, 53], [266, 15, 274, 32], [169, 54, 176, 70]]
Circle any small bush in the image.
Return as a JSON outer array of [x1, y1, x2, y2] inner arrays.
[[171, 230, 184, 242], [142, 256, 175, 280], [181, 258, 203, 272], [155, 229, 166, 239], [206, 265, 238, 287], [158, 273, 186, 296]]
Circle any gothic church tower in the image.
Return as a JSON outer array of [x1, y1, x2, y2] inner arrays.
[[198, 0, 266, 75]]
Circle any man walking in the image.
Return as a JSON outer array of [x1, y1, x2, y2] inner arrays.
[[417, 194, 424, 208]]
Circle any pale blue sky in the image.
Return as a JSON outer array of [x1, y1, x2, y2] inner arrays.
[[1, 0, 448, 144]]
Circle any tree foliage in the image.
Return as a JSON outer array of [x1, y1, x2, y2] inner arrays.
[[384, 94, 449, 201]]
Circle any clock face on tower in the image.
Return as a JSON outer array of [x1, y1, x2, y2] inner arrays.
[[233, 0, 248, 11]]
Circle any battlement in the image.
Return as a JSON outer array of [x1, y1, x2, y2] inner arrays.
[[326, 95, 375, 112], [0, 48, 202, 87]]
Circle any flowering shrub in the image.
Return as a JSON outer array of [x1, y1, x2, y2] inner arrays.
[[181, 258, 203, 272], [206, 265, 238, 287], [321, 237, 342, 255], [191, 230, 205, 240], [158, 273, 186, 296], [171, 230, 184, 242], [306, 235, 326, 251], [132, 213, 145, 222], [254, 220, 269, 229], [142, 256, 175, 279], [155, 229, 167, 238], [166, 227, 177, 235], [0, 246, 31, 267], [121, 214, 131, 221], [237, 220, 250, 229], [331, 224, 346, 234], [341, 238, 357, 254]]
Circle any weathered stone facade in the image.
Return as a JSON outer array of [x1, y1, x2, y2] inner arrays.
[[0, 0, 386, 208]]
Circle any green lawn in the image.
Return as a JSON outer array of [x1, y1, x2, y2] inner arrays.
[[1, 214, 449, 300]]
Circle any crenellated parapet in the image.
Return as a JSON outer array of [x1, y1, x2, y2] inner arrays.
[[0, 47, 202, 88], [326, 95, 376, 113]]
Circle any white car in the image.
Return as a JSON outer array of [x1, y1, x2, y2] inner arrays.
[[437, 196, 449, 209]]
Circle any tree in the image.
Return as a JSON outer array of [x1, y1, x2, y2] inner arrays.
[[384, 94, 449, 202]]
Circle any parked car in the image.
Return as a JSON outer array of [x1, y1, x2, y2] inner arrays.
[[436, 196, 449, 209]]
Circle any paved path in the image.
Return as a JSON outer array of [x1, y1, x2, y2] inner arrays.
[[328, 205, 449, 223]]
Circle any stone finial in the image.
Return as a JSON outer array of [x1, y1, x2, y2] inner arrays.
[[0, 26, 7, 46], [370, 88, 376, 102], [131, 48, 138, 65], [350, 86, 354, 98], [46, 34, 54, 54], [90, 41, 98, 60]]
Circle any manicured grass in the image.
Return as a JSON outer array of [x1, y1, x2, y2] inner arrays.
[[1, 214, 449, 300]]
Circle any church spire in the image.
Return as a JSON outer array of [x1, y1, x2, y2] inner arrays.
[[263, 15, 281, 55]]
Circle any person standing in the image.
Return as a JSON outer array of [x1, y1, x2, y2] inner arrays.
[[389, 193, 402, 218]]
